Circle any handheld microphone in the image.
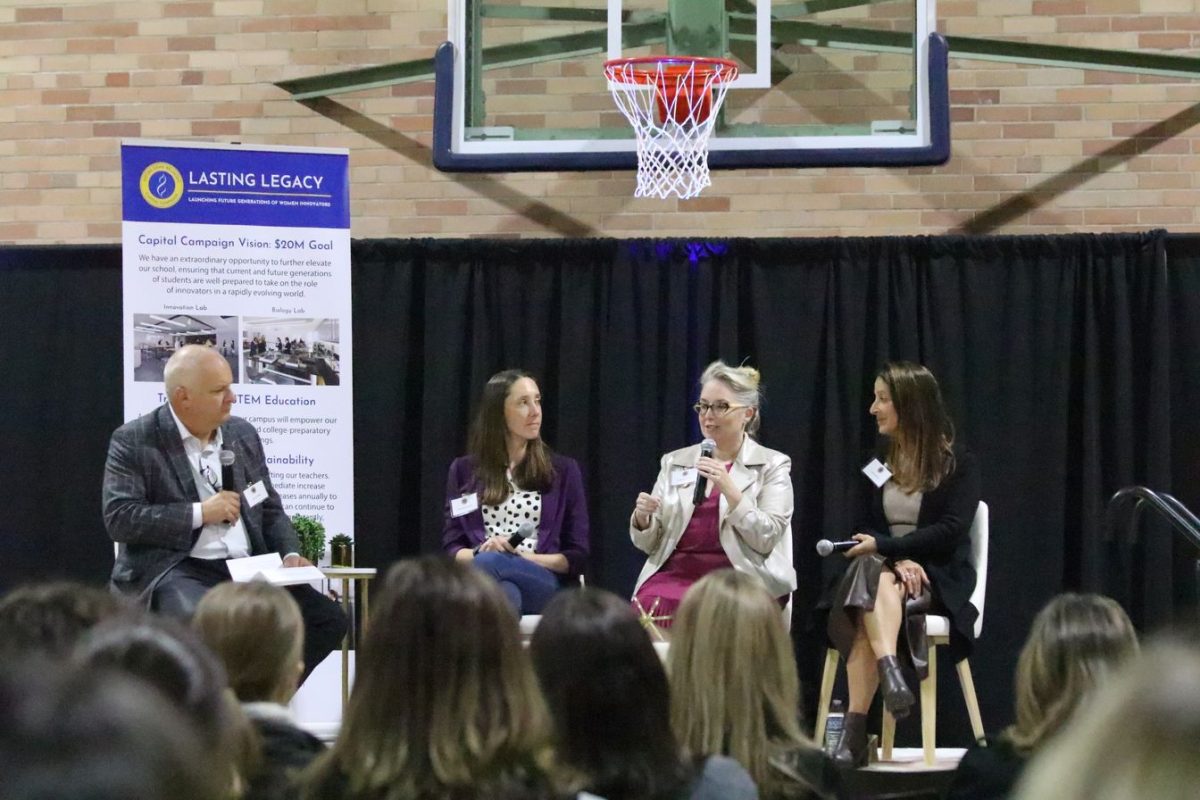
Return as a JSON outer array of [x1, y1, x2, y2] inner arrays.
[[219, 449, 237, 493], [815, 539, 859, 557], [692, 438, 716, 505], [508, 521, 536, 548]]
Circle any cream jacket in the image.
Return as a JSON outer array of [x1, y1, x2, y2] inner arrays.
[[630, 436, 797, 600]]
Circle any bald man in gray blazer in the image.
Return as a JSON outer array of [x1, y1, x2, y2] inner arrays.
[[103, 345, 345, 679]]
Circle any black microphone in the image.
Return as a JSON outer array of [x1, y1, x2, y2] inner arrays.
[[692, 438, 716, 506], [815, 539, 858, 557], [219, 449, 238, 493], [508, 521, 536, 549]]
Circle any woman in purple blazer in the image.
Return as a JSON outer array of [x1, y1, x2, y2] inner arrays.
[[442, 369, 590, 614]]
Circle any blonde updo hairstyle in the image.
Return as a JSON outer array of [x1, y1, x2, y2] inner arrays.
[[698, 360, 763, 437]]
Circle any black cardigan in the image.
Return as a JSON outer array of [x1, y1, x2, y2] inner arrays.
[[858, 445, 981, 652]]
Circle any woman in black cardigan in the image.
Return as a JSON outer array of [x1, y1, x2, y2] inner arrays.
[[827, 362, 981, 769]]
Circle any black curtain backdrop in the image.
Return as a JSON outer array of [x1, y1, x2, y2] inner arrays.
[[3, 232, 1199, 745]]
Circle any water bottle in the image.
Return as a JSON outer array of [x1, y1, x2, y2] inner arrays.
[[823, 699, 846, 753]]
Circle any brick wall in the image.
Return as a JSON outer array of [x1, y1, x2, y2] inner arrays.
[[2, 0, 1200, 241]]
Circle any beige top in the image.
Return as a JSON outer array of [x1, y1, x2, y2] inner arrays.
[[883, 481, 923, 537]]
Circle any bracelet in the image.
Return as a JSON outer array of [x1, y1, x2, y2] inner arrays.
[[472, 543, 482, 556]]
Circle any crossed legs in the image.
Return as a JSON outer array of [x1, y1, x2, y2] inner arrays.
[[831, 568, 916, 768], [471, 552, 560, 615], [846, 569, 905, 712]]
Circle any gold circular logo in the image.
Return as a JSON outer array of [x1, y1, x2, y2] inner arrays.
[[139, 162, 184, 209]]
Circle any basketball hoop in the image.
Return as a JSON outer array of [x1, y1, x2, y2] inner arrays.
[[604, 56, 738, 200]]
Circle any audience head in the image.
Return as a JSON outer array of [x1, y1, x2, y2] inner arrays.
[[874, 361, 955, 490], [698, 359, 762, 437], [0, 659, 222, 800], [1008, 592, 1138, 753], [531, 587, 688, 800], [670, 569, 807, 792], [193, 581, 305, 704], [1015, 638, 1200, 800], [75, 617, 255, 786], [164, 344, 235, 436], [0, 580, 131, 661], [469, 368, 554, 502], [308, 555, 550, 799]]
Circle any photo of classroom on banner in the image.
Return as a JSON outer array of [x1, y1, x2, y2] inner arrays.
[[242, 316, 341, 387], [132, 313, 239, 383]]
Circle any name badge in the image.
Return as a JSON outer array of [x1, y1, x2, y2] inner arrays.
[[670, 467, 698, 487], [451, 493, 480, 518], [244, 480, 269, 508], [862, 458, 892, 488]]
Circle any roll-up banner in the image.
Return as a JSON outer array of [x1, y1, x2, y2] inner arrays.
[[120, 140, 353, 551]]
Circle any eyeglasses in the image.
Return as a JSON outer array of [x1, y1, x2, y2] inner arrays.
[[693, 401, 748, 417], [199, 462, 220, 493]]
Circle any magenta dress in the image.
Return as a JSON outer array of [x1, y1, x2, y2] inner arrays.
[[633, 475, 732, 628]]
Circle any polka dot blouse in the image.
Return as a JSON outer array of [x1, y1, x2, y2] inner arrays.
[[481, 475, 541, 552]]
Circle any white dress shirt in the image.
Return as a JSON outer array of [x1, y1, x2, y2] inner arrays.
[[168, 405, 251, 560]]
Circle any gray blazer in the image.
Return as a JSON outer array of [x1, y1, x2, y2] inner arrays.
[[102, 404, 301, 602]]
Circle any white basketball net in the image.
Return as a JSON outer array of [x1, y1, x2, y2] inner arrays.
[[605, 59, 737, 200]]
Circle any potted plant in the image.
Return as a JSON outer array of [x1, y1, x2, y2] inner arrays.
[[292, 515, 326, 565], [329, 533, 354, 567]]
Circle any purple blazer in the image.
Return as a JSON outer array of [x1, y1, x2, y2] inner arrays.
[[441, 453, 590, 578]]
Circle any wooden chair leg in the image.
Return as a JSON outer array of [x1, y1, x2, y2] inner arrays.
[[881, 709, 895, 761], [814, 648, 839, 742], [921, 644, 938, 766], [957, 658, 985, 740]]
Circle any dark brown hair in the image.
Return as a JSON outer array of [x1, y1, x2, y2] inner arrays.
[[531, 588, 691, 800], [0, 581, 131, 660], [0, 661, 223, 800], [468, 369, 555, 505], [878, 361, 956, 491], [303, 556, 553, 800], [76, 618, 258, 795]]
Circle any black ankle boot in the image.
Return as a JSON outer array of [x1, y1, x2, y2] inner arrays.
[[877, 655, 915, 720], [830, 711, 870, 769]]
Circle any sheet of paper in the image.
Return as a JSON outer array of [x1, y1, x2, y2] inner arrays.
[[227, 553, 283, 582], [251, 566, 327, 586]]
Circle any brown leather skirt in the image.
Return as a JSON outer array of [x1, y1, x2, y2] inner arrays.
[[826, 554, 937, 681]]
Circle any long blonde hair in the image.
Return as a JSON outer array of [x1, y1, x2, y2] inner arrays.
[[303, 557, 552, 800], [1014, 640, 1200, 800], [1006, 593, 1137, 753], [669, 570, 810, 795]]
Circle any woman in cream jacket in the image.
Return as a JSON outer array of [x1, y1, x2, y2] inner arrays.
[[630, 360, 796, 628]]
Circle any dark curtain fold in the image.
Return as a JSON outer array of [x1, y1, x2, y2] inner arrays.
[[0, 246, 125, 590], [1, 232, 1195, 746]]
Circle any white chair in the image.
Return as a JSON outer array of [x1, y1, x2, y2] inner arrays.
[[519, 614, 541, 643], [814, 501, 988, 766]]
